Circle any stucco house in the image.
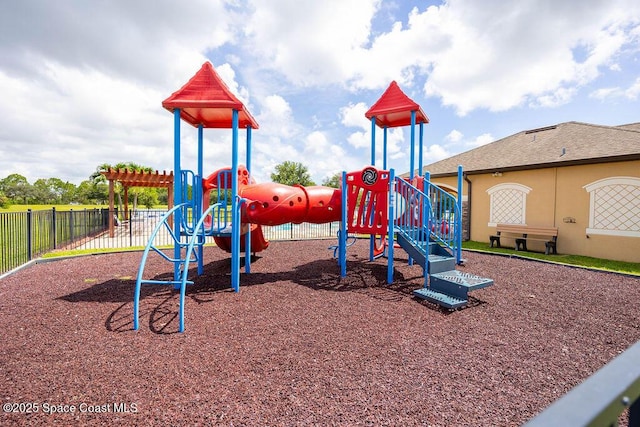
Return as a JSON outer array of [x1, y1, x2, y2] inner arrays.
[[420, 121, 640, 263]]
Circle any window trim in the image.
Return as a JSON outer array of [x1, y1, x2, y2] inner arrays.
[[583, 176, 640, 238], [487, 183, 532, 227]]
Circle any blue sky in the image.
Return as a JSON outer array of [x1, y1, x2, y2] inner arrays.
[[0, 0, 639, 186]]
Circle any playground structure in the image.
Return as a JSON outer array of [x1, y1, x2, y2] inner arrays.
[[134, 62, 493, 332]]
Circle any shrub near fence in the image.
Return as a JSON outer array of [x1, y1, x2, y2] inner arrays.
[[0, 208, 110, 275]]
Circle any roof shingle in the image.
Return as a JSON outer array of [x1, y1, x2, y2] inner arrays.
[[422, 121, 640, 176]]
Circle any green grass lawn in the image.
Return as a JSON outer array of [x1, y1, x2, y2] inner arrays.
[[462, 240, 640, 276], [1, 204, 109, 212]]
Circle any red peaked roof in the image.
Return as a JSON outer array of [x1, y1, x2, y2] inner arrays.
[[162, 62, 259, 129], [365, 81, 429, 128]]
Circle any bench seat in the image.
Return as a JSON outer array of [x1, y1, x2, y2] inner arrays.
[[490, 224, 558, 255]]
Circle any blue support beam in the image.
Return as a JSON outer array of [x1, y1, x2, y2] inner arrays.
[[383, 126, 388, 170], [197, 124, 204, 275], [409, 110, 416, 180], [370, 117, 376, 166], [173, 108, 182, 283], [456, 165, 463, 264], [245, 126, 252, 274], [231, 110, 240, 292], [339, 171, 347, 277], [418, 122, 424, 177], [387, 169, 395, 284]]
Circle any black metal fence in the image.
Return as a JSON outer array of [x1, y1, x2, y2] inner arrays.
[[0, 208, 111, 275], [0, 208, 340, 276]]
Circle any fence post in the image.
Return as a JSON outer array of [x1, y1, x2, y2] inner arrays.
[[52, 207, 57, 249], [69, 209, 75, 243], [26, 209, 33, 261]]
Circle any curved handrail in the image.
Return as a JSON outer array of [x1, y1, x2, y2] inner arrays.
[[134, 203, 193, 330], [175, 202, 224, 332]]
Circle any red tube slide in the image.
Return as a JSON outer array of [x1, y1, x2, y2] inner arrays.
[[241, 183, 341, 226], [203, 166, 342, 253]]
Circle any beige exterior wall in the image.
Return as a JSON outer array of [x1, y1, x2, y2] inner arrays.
[[432, 159, 640, 263]]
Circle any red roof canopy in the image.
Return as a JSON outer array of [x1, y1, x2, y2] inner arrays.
[[365, 81, 429, 128], [162, 62, 259, 129]]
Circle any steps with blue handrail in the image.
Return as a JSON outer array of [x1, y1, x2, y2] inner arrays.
[[396, 227, 493, 308], [394, 176, 493, 309]]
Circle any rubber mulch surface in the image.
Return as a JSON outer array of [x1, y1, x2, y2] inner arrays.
[[1, 239, 639, 426]]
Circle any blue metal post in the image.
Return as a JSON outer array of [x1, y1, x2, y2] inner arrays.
[[422, 172, 430, 285], [387, 169, 395, 284], [383, 126, 388, 170], [370, 117, 376, 166], [173, 108, 182, 282], [339, 171, 347, 277], [456, 165, 463, 264], [197, 124, 204, 275], [231, 110, 240, 292], [418, 122, 424, 177], [369, 117, 377, 260], [410, 110, 416, 180], [245, 126, 252, 274]]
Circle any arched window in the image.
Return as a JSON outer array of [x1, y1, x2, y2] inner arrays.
[[487, 183, 532, 226], [583, 177, 640, 237]]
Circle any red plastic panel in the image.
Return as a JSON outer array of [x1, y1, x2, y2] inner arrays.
[[345, 167, 390, 234]]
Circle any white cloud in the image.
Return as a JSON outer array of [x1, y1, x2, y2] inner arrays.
[[340, 102, 371, 130], [240, 0, 639, 115], [420, 1, 640, 115], [305, 131, 330, 156], [347, 131, 370, 149], [626, 77, 640, 100], [446, 130, 463, 143], [468, 133, 494, 148], [424, 144, 450, 164], [1, 0, 639, 189], [589, 77, 640, 100], [244, 0, 381, 86], [256, 94, 299, 138], [215, 63, 252, 109]]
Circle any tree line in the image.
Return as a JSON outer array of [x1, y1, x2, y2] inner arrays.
[[0, 161, 340, 209], [0, 162, 167, 209]]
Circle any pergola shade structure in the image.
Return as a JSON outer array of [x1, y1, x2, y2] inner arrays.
[[101, 168, 174, 237]]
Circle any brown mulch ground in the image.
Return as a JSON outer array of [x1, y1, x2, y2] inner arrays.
[[1, 239, 639, 426]]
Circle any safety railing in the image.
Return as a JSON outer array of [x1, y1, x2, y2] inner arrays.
[[394, 177, 431, 248], [394, 176, 462, 264]]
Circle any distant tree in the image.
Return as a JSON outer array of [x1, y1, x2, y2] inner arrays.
[[138, 189, 160, 209], [270, 161, 315, 186], [0, 174, 33, 204], [321, 172, 341, 188], [76, 180, 108, 204], [0, 191, 9, 208], [27, 178, 76, 204], [31, 179, 55, 203], [157, 188, 169, 206], [50, 178, 76, 204]]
